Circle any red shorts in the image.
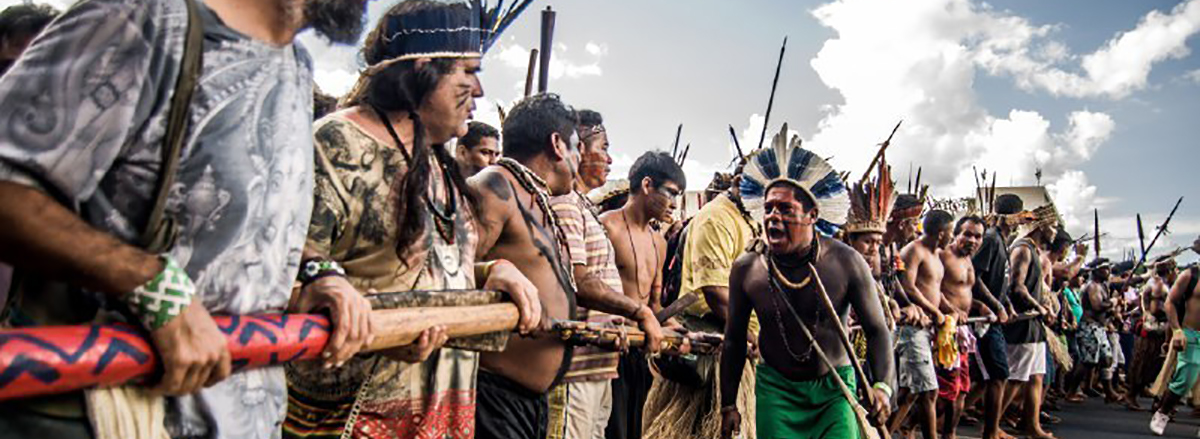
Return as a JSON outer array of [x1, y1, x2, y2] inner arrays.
[[937, 353, 971, 401]]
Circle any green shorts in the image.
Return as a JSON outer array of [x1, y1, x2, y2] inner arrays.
[[1168, 329, 1200, 396], [756, 363, 858, 439]]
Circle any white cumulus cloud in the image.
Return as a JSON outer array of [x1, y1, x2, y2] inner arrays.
[[491, 41, 605, 81], [976, 0, 1200, 99], [804, 0, 1124, 234]]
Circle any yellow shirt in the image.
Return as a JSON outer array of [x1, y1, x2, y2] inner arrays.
[[680, 193, 759, 335]]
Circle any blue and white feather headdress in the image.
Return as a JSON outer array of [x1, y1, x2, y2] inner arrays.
[[739, 124, 850, 236]]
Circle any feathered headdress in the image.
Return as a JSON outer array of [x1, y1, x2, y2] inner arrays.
[[587, 179, 629, 213], [366, 0, 533, 72], [740, 124, 850, 236], [1015, 203, 1060, 241], [845, 159, 896, 235]]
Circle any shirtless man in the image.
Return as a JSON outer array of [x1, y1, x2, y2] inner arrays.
[[719, 179, 893, 439], [889, 209, 955, 439], [1149, 235, 1200, 436], [1124, 256, 1178, 410], [1068, 259, 1118, 406], [600, 151, 684, 439], [937, 215, 1006, 439], [469, 94, 662, 439]]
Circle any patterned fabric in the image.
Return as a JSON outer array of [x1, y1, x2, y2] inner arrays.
[[0, 0, 314, 437], [550, 191, 620, 383], [285, 115, 481, 439], [1077, 320, 1112, 366], [896, 326, 938, 393], [679, 194, 759, 335]]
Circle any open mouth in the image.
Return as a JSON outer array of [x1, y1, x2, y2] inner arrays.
[[766, 222, 788, 240]]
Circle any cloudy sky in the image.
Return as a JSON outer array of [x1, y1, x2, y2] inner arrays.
[[10, 0, 1200, 264]]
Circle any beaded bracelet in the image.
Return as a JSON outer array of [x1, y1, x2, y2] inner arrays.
[[125, 256, 195, 330]]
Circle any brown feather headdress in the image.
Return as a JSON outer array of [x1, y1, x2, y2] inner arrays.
[[845, 159, 897, 235]]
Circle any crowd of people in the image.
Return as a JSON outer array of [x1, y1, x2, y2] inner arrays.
[[0, 1, 1197, 439]]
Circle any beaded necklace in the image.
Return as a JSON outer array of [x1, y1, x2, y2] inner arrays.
[[497, 157, 577, 289], [763, 232, 823, 363]]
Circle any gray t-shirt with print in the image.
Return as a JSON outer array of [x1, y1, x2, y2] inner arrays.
[[0, 0, 313, 437]]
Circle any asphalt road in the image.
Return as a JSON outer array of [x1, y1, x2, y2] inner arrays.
[[950, 396, 1200, 439]]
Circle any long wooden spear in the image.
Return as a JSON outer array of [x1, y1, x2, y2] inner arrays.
[[756, 36, 788, 150], [1137, 214, 1148, 261], [671, 123, 683, 160], [860, 120, 903, 184], [1137, 196, 1185, 269], [728, 124, 746, 167]]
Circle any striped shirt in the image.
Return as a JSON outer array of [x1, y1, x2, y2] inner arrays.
[[550, 191, 622, 382]]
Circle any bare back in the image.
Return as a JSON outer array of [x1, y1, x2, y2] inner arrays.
[[1175, 268, 1200, 331], [470, 167, 574, 393]]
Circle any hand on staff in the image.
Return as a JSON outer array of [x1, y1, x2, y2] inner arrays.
[[633, 306, 664, 354], [483, 260, 541, 334], [290, 276, 374, 369], [995, 307, 1010, 324], [868, 387, 893, 425], [1173, 331, 1188, 351], [150, 301, 232, 395], [380, 325, 449, 364], [719, 406, 741, 439]]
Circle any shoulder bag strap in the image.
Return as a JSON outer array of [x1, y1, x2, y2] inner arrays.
[[138, 0, 205, 253]]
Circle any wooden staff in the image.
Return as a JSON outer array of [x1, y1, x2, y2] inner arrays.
[[537, 6, 555, 92], [807, 263, 882, 418], [656, 292, 700, 322], [524, 48, 539, 97], [547, 320, 721, 355]]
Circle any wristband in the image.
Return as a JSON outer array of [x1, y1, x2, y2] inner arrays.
[[480, 259, 505, 281], [125, 256, 195, 330], [299, 258, 346, 286], [873, 382, 894, 399]]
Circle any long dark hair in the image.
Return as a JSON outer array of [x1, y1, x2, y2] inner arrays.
[[343, 1, 478, 257]]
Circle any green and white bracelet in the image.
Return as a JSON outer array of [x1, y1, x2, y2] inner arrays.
[[125, 256, 195, 330]]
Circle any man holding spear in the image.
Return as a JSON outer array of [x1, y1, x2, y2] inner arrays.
[[719, 131, 893, 439]]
